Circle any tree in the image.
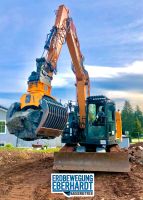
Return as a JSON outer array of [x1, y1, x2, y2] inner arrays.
[[121, 100, 134, 136], [132, 118, 142, 138], [134, 105, 143, 127]]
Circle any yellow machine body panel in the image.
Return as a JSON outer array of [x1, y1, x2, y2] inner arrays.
[[115, 111, 122, 141], [20, 81, 52, 109], [20, 92, 43, 109]]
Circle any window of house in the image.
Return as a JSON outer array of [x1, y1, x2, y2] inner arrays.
[[0, 121, 6, 134]]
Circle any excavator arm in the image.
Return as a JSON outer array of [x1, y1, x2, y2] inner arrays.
[[6, 5, 90, 140], [66, 18, 90, 127], [41, 5, 90, 127]]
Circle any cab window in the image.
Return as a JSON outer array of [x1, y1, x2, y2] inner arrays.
[[107, 105, 115, 122], [88, 104, 96, 123]]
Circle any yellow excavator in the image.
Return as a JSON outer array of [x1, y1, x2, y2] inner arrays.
[[6, 5, 129, 172]]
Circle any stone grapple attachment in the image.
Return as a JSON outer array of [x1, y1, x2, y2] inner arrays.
[[6, 96, 68, 141]]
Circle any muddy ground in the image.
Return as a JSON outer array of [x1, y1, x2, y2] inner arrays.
[[0, 144, 143, 200]]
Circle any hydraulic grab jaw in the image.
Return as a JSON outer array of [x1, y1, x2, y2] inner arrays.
[[6, 96, 68, 140]]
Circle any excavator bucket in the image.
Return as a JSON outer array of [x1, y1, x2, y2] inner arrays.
[[53, 152, 130, 172]]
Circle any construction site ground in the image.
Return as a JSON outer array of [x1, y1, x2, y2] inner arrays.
[[0, 143, 143, 200]]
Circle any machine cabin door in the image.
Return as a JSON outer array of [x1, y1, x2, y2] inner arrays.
[[106, 103, 116, 139], [86, 102, 107, 143]]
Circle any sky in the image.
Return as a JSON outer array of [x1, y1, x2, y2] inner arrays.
[[0, 0, 143, 110]]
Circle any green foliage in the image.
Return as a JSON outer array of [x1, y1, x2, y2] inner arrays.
[[42, 144, 48, 150], [132, 118, 142, 138], [27, 147, 60, 153], [134, 105, 143, 127], [0, 146, 60, 153], [5, 143, 14, 148], [121, 100, 134, 135], [121, 101, 143, 138], [131, 138, 143, 143]]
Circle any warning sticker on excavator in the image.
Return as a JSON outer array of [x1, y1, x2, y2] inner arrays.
[[51, 173, 94, 197]]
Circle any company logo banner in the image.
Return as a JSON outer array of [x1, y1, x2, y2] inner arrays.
[[51, 173, 94, 197]]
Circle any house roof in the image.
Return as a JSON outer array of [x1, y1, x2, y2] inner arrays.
[[0, 105, 8, 112]]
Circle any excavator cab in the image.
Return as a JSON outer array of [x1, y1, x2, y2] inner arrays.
[[86, 96, 117, 148], [62, 96, 120, 149]]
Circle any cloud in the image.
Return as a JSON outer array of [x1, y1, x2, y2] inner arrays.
[[52, 60, 143, 86], [87, 60, 143, 78], [51, 60, 143, 110], [52, 76, 72, 87], [1, 59, 143, 92], [125, 19, 143, 30], [0, 98, 14, 108], [92, 74, 143, 93], [104, 90, 143, 110]]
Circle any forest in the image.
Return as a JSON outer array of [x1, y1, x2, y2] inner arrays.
[[121, 100, 143, 139]]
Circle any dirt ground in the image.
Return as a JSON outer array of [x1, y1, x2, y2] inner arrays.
[[0, 144, 143, 200]]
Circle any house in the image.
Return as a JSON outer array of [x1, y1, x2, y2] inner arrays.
[[0, 105, 62, 147], [0, 105, 17, 146]]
